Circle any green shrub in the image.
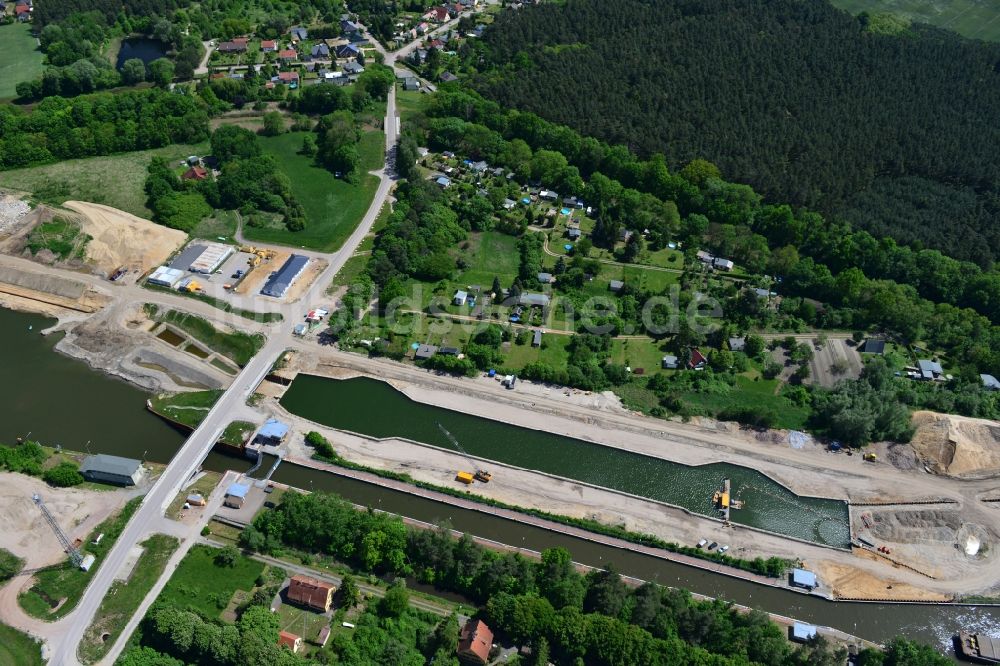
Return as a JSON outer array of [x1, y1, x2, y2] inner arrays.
[[42, 461, 83, 487]]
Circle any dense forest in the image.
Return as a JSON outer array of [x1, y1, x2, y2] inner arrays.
[[474, 0, 1000, 265], [33, 0, 190, 25]]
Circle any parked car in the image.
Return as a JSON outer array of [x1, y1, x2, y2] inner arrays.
[[707, 542, 718, 550], [697, 539, 708, 548], [719, 545, 730, 553]]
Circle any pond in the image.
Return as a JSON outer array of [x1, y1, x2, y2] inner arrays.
[[115, 37, 168, 70], [279, 374, 852, 547]]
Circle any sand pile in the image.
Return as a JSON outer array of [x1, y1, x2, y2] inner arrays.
[[910, 410, 1000, 478], [64, 201, 186, 278]]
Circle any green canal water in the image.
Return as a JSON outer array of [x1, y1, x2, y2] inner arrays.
[[279, 374, 852, 548], [0, 308, 995, 656]]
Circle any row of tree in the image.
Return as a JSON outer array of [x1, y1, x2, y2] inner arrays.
[[0, 89, 209, 170]]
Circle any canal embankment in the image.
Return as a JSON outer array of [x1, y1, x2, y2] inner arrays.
[[266, 460, 1000, 656], [278, 373, 853, 547]]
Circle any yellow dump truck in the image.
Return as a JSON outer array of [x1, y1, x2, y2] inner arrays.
[[863, 452, 878, 462], [455, 471, 475, 484]]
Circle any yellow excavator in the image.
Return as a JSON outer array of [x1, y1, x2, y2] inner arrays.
[[438, 423, 492, 483]]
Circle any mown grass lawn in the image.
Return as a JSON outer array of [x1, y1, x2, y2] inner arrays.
[[1, 143, 209, 218], [192, 209, 240, 241], [680, 375, 810, 430], [396, 88, 428, 124], [158, 544, 264, 619], [611, 337, 672, 373], [503, 333, 573, 369], [328, 254, 369, 292], [0, 24, 44, 99], [149, 389, 223, 428], [0, 623, 43, 666], [78, 534, 179, 665], [453, 231, 520, 287], [250, 131, 382, 251]]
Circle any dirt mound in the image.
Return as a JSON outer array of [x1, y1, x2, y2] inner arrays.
[[64, 201, 186, 279], [910, 411, 1000, 478]]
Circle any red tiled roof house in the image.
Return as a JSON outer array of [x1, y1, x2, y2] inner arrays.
[[278, 630, 303, 654], [458, 619, 493, 665], [287, 575, 335, 612]]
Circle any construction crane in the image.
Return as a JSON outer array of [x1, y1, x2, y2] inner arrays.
[[437, 423, 491, 483], [32, 494, 83, 567]]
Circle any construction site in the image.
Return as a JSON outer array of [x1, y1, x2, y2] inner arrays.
[[250, 349, 1000, 606]]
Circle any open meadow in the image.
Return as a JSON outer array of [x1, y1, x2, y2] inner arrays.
[[1, 143, 209, 218], [831, 0, 1000, 41], [248, 130, 383, 251]]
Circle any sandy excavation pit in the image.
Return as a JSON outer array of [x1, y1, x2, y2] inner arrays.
[[860, 506, 995, 578]]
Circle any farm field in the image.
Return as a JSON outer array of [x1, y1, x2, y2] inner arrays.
[[0, 24, 44, 99], [1, 143, 209, 218], [249, 131, 383, 251], [831, 0, 1000, 41]]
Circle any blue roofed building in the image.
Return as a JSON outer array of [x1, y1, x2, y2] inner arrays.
[[790, 568, 817, 590], [261, 254, 309, 298], [256, 418, 290, 446], [224, 482, 250, 508]]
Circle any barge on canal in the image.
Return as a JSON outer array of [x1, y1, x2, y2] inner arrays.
[[958, 632, 1000, 664]]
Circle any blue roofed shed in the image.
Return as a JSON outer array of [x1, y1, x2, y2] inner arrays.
[[791, 622, 817, 643], [256, 418, 289, 445], [790, 568, 817, 589]]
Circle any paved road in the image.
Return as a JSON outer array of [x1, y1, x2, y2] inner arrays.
[[47, 70, 400, 666]]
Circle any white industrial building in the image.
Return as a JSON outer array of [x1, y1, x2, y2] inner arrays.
[[189, 242, 234, 274], [147, 266, 184, 287]]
